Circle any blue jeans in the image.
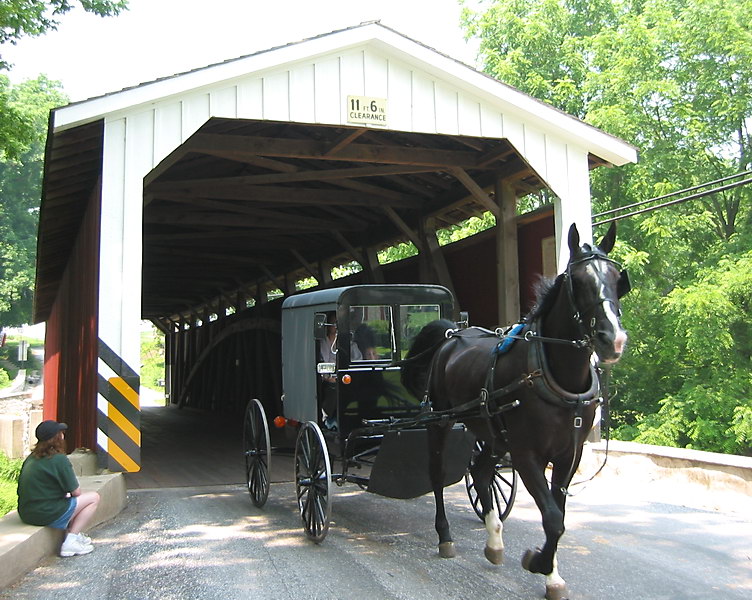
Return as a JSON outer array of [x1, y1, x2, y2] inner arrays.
[[48, 497, 77, 529]]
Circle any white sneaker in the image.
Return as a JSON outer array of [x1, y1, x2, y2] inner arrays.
[[78, 532, 93, 545], [60, 533, 94, 557]]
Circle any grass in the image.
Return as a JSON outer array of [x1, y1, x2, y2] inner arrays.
[[0, 451, 22, 517]]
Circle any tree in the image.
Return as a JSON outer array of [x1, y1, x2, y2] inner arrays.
[[0, 75, 67, 326], [0, 1, 128, 67], [0, 2, 127, 325], [461, 0, 752, 454], [1, 1, 127, 160]]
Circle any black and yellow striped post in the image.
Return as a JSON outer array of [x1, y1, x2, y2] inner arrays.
[[97, 339, 140, 472]]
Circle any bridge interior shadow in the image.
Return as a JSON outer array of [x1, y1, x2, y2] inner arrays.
[[124, 405, 295, 489]]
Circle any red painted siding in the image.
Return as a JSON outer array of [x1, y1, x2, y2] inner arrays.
[[43, 183, 101, 452]]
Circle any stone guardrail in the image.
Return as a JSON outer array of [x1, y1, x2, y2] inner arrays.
[[585, 440, 752, 502]]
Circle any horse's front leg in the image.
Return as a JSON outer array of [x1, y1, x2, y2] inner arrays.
[[427, 423, 455, 558], [470, 443, 504, 565], [536, 447, 589, 599], [516, 456, 569, 600]]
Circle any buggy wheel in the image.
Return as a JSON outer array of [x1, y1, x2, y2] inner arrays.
[[465, 442, 517, 522], [295, 421, 332, 543], [243, 398, 271, 507]]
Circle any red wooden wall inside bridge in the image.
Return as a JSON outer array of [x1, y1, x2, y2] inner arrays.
[[380, 209, 555, 327], [164, 210, 554, 417], [43, 184, 100, 453]]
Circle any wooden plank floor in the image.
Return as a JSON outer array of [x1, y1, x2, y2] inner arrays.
[[124, 405, 294, 489]]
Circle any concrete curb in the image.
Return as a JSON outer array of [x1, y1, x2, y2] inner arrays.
[[581, 440, 752, 514], [0, 472, 126, 589]]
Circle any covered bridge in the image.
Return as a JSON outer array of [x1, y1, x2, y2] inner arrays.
[[34, 22, 637, 473]]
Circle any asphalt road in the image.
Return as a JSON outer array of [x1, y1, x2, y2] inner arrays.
[[2, 468, 750, 600]]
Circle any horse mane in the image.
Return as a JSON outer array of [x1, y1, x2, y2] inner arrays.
[[401, 318, 455, 399], [525, 273, 565, 322]]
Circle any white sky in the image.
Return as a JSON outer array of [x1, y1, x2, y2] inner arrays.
[[2, 0, 480, 102]]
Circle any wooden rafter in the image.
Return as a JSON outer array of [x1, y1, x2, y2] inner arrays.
[[188, 133, 488, 168]]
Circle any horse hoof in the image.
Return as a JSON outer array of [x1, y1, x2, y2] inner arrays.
[[545, 583, 569, 600], [521, 547, 541, 572], [484, 545, 504, 565], [438, 541, 456, 558]]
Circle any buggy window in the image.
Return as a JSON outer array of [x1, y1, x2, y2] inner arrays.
[[399, 304, 441, 358], [349, 305, 393, 361]]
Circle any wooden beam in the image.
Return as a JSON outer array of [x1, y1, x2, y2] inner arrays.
[[148, 182, 422, 209], [290, 249, 319, 281], [420, 217, 457, 308], [332, 231, 366, 267], [149, 196, 351, 230], [381, 206, 424, 251], [496, 178, 519, 326], [364, 246, 385, 284], [144, 209, 354, 231], [324, 128, 368, 155], [188, 133, 486, 169], [153, 164, 437, 188], [448, 167, 500, 217], [260, 265, 288, 296]]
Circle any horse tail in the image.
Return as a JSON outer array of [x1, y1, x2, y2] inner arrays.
[[401, 318, 456, 400]]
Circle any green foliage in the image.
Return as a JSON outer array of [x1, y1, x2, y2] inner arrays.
[[0, 367, 10, 388], [378, 242, 418, 264], [437, 212, 496, 245], [0, 75, 67, 325], [463, 0, 752, 455], [0, 451, 22, 516], [0, 3, 127, 326], [140, 327, 165, 389]]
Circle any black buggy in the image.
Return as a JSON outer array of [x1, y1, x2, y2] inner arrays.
[[242, 284, 517, 541]]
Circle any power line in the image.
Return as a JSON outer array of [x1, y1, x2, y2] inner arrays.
[[592, 171, 752, 227]]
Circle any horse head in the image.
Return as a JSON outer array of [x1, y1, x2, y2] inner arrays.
[[566, 222, 630, 363]]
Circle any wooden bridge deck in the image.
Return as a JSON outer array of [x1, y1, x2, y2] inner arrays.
[[124, 405, 294, 489]]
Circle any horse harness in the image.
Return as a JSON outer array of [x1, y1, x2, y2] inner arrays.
[[419, 319, 603, 424]]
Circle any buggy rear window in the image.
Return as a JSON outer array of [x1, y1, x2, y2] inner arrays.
[[349, 305, 393, 361], [399, 304, 441, 358]]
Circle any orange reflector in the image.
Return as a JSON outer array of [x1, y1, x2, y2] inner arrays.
[[342, 374, 352, 384], [273, 416, 287, 428]]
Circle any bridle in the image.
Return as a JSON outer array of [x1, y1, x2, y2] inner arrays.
[[562, 251, 630, 348]]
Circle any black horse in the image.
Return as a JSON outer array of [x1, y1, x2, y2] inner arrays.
[[402, 223, 630, 600]]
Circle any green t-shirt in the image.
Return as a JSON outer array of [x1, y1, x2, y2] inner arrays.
[[16, 453, 79, 526]]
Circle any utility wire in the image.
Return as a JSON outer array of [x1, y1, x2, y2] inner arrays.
[[592, 170, 752, 227]]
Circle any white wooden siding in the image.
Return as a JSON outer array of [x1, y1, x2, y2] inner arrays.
[[102, 41, 600, 229], [96, 41, 604, 380]]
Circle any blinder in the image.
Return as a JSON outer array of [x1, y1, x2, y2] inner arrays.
[[617, 269, 631, 298]]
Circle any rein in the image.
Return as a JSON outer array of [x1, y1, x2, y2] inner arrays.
[[559, 365, 613, 496]]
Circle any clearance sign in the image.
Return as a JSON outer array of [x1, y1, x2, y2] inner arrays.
[[347, 95, 388, 127]]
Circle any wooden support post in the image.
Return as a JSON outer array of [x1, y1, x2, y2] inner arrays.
[[419, 218, 458, 314], [381, 206, 424, 252], [449, 167, 500, 218], [496, 178, 520, 326], [291, 249, 319, 282], [364, 246, 385, 283], [261, 266, 288, 297], [318, 260, 332, 286]]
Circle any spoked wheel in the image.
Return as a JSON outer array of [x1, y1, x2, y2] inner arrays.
[[465, 441, 517, 522], [243, 398, 271, 507], [295, 421, 332, 543]]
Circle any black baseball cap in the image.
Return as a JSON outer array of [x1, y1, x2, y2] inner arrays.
[[35, 420, 68, 442]]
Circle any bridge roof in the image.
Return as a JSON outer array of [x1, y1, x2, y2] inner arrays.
[[34, 22, 637, 325]]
